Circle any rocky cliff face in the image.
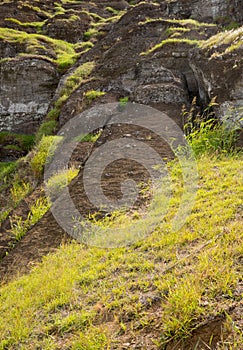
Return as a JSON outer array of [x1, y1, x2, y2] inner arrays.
[[0, 0, 242, 139], [0, 58, 58, 133], [166, 0, 243, 23]]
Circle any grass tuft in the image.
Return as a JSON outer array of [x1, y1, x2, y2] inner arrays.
[[142, 38, 200, 55], [9, 197, 50, 241], [45, 167, 79, 200], [30, 136, 63, 179], [35, 120, 58, 144], [84, 90, 106, 103]]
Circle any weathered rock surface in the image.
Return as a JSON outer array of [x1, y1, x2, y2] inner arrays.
[[0, 58, 58, 133], [58, 3, 242, 133], [42, 12, 91, 43], [0, 0, 242, 139], [164, 0, 243, 23]]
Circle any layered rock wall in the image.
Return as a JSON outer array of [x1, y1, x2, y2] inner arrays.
[[0, 0, 242, 136], [0, 58, 58, 133]]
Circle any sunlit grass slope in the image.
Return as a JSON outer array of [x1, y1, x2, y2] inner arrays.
[[0, 154, 242, 349]]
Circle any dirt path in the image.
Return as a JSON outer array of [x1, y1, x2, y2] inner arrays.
[[0, 123, 174, 282]]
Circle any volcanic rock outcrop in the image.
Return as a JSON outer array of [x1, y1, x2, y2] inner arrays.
[[0, 0, 242, 138]]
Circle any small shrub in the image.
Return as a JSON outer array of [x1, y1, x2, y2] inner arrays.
[[10, 181, 31, 205], [119, 96, 129, 107], [29, 197, 50, 225], [0, 209, 11, 224], [186, 119, 236, 156], [35, 120, 57, 144], [47, 108, 60, 121], [83, 28, 99, 41], [9, 215, 28, 241], [0, 162, 16, 182], [74, 41, 94, 52], [183, 97, 237, 156], [85, 90, 106, 103]]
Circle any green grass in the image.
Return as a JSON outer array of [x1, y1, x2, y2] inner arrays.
[[30, 136, 63, 179], [3, 144, 22, 151], [45, 167, 79, 200], [0, 178, 31, 224], [0, 162, 17, 182], [200, 26, 243, 55], [35, 120, 58, 144], [10, 180, 31, 205], [45, 61, 95, 123], [9, 197, 50, 241], [74, 132, 101, 143], [224, 21, 241, 30], [140, 17, 216, 28], [0, 132, 35, 153], [0, 57, 11, 64], [105, 6, 120, 15], [21, 3, 52, 18], [0, 209, 11, 224], [63, 61, 95, 91], [74, 41, 94, 52], [0, 8, 242, 349], [142, 38, 200, 55], [166, 26, 190, 34], [186, 119, 237, 156], [84, 89, 106, 103], [119, 96, 129, 107], [0, 154, 242, 348], [139, 17, 219, 55], [35, 62, 95, 138], [141, 22, 242, 62], [83, 28, 99, 41], [5, 17, 46, 33], [54, 3, 65, 15], [0, 27, 77, 70], [0, 164, 30, 224]]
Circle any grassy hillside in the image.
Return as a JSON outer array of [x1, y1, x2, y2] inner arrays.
[[0, 1, 243, 349], [0, 153, 242, 349]]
